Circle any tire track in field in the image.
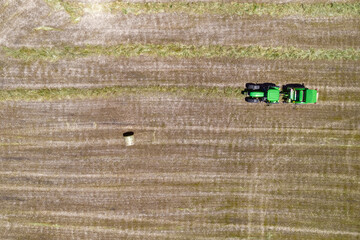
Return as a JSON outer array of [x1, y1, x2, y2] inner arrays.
[[0, 96, 359, 132], [1, 184, 358, 237], [0, 221, 174, 239], [1, 210, 359, 238], [1, 143, 358, 175], [1, 124, 359, 152], [1, 97, 358, 176], [2, 9, 360, 48], [1, 218, 358, 240], [5, 184, 357, 195], [1, 180, 358, 211], [3, 123, 359, 140], [1, 56, 359, 89], [1, 145, 358, 236], [0, 171, 357, 182]]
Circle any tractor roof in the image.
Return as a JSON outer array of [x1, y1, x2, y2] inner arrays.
[[267, 88, 280, 102]]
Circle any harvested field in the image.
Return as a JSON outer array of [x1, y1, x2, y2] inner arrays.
[[1, 56, 360, 89], [1, 0, 360, 239], [0, 96, 359, 239], [1, 2, 360, 48], [3, 12, 360, 48]]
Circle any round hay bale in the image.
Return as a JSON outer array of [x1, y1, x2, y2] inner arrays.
[[123, 131, 135, 146]]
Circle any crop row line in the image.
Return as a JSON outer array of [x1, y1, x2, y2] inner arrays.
[[0, 86, 244, 102], [43, 1, 360, 22], [2, 44, 360, 62], [2, 85, 360, 102]]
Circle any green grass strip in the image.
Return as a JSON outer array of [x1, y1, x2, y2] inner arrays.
[[44, 0, 84, 22], [29, 222, 61, 228], [2, 44, 360, 62], [44, 1, 360, 18], [0, 86, 244, 102]]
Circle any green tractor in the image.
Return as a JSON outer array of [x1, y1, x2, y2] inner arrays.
[[242, 83, 319, 105], [242, 83, 280, 104], [282, 84, 318, 104]]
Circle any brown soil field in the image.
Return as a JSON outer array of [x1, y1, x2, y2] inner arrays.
[[1, 96, 359, 239], [1, 0, 360, 239], [2, 10, 360, 48]]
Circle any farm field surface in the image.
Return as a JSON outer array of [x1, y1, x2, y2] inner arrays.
[[0, 0, 359, 239]]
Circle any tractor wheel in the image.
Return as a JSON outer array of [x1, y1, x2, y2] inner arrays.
[[245, 97, 259, 103], [246, 83, 260, 90], [283, 99, 291, 104]]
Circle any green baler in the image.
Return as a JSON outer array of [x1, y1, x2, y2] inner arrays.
[[282, 84, 318, 104]]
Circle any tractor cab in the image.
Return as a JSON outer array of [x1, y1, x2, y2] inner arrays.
[[267, 88, 280, 103], [242, 83, 280, 104]]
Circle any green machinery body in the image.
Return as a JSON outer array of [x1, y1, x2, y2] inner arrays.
[[282, 87, 318, 104], [242, 83, 318, 105]]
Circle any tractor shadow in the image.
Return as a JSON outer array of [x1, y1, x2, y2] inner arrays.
[[282, 83, 305, 90], [244, 82, 278, 91]]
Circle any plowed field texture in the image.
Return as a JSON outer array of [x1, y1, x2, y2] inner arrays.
[[0, 1, 360, 239]]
